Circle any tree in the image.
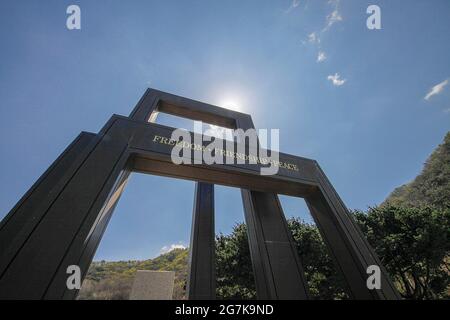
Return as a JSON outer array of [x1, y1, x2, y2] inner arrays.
[[216, 223, 256, 299], [354, 205, 450, 299], [384, 132, 450, 210], [287, 218, 348, 299], [80, 208, 449, 300], [215, 219, 349, 300]]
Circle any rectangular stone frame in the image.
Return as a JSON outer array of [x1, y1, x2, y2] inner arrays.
[[130, 89, 309, 300], [0, 89, 400, 300]]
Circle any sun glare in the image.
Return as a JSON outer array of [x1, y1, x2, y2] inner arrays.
[[217, 96, 244, 113], [221, 100, 240, 111]]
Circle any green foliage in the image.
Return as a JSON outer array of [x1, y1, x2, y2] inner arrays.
[[384, 132, 450, 210], [287, 218, 349, 299], [354, 205, 450, 299], [77, 248, 189, 300], [214, 219, 349, 300], [79, 207, 449, 300], [214, 207, 449, 300], [216, 223, 256, 299]]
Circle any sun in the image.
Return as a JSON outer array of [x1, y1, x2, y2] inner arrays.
[[221, 100, 240, 111], [217, 96, 244, 113]]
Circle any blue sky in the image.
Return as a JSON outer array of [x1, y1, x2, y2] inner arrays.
[[0, 0, 449, 260]]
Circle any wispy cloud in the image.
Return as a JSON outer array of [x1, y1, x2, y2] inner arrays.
[[317, 51, 327, 62], [324, 9, 343, 31], [327, 73, 346, 86], [424, 79, 448, 100], [286, 0, 301, 13], [322, 0, 343, 31], [302, 0, 342, 66], [307, 32, 320, 44], [160, 243, 186, 254], [291, 0, 301, 9]]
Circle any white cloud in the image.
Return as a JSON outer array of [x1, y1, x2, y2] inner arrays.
[[424, 79, 448, 100], [286, 0, 301, 13], [324, 10, 343, 30], [317, 51, 327, 62], [322, 0, 342, 31], [307, 32, 320, 44], [302, 0, 341, 64], [327, 73, 346, 86], [160, 243, 186, 254], [328, 0, 340, 5]]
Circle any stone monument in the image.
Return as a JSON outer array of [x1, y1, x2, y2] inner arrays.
[[0, 88, 400, 300], [129, 270, 175, 300]]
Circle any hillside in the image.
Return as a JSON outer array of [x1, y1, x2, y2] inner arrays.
[[78, 248, 188, 300], [384, 132, 450, 210]]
